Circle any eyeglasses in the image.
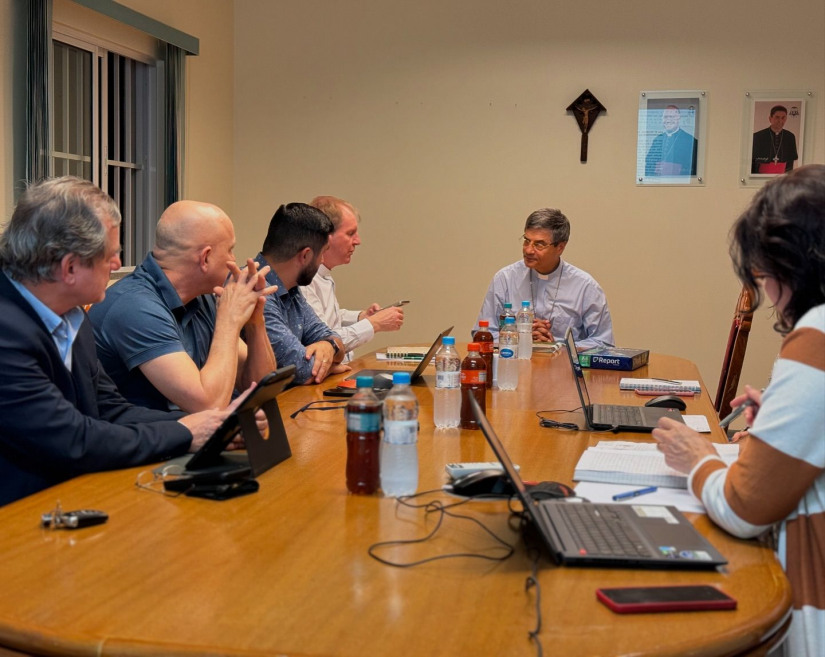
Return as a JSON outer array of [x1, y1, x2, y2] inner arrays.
[[289, 399, 348, 419], [521, 235, 558, 252]]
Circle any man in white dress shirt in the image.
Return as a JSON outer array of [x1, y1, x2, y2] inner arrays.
[[476, 208, 614, 350], [300, 196, 404, 361]]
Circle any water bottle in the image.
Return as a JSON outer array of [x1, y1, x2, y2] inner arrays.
[[345, 376, 382, 495], [472, 320, 495, 389], [499, 302, 515, 331], [381, 372, 419, 497], [460, 342, 487, 430], [434, 336, 461, 428], [498, 317, 519, 390], [517, 300, 534, 360]]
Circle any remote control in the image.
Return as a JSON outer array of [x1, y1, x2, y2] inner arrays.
[[445, 462, 519, 479]]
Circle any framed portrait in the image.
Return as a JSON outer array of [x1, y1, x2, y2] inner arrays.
[[636, 90, 707, 186], [741, 91, 815, 186]]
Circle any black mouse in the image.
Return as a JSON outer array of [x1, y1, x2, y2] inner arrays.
[[644, 394, 687, 411], [525, 481, 576, 500], [448, 470, 514, 497]]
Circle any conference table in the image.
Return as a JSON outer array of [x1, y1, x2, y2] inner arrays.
[[0, 348, 791, 656]]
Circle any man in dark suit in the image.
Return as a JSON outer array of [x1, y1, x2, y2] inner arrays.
[[645, 105, 698, 177], [0, 177, 236, 506], [751, 105, 799, 174]]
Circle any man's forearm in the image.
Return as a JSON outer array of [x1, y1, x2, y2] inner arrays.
[[240, 321, 277, 390], [198, 314, 246, 407]]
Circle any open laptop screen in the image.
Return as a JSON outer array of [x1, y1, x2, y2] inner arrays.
[[565, 328, 592, 410]]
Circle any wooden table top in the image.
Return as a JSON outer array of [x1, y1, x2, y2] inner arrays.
[[0, 349, 790, 657]]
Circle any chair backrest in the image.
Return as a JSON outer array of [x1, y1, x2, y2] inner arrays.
[[714, 287, 754, 418]]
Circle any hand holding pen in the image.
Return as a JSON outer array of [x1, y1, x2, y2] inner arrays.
[[719, 385, 763, 440]]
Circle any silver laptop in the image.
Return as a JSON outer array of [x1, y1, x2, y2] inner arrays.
[[470, 396, 726, 569], [564, 329, 683, 432]]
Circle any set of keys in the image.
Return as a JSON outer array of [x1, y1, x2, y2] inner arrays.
[[40, 501, 108, 530]]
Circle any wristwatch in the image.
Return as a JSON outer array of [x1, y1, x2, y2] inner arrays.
[[325, 338, 340, 355]]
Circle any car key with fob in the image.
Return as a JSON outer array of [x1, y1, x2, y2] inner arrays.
[[41, 502, 108, 530]]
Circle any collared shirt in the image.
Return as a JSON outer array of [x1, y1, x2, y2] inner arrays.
[[255, 254, 338, 383], [5, 272, 85, 370], [87, 253, 216, 410], [476, 259, 614, 349], [299, 264, 374, 361]]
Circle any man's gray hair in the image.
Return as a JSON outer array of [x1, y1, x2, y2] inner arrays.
[[0, 176, 121, 283], [524, 208, 570, 244]]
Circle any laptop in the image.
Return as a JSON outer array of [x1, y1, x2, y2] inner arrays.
[[163, 365, 296, 480], [469, 396, 727, 569], [328, 326, 454, 396], [564, 328, 683, 432]]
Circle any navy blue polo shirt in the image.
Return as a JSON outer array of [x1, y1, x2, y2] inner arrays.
[[88, 253, 216, 410]]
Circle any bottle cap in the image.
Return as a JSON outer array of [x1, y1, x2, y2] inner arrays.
[[478, 320, 489, 328], [503, 302, 512, 309], [504, 317, 516, 324], [467, 342, 481, 352], [355, 376, 374, 388], [442, 336, 456, 345], [392, 372, 411, 385], [521, 300, 531, 308]]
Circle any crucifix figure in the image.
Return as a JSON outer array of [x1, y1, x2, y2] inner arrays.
[[566, 90, 606, 163]]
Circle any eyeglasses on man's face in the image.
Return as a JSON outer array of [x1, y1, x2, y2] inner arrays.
[[521, 235, 559, 252]]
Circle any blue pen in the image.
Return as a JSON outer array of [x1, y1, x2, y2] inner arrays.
[[612, 485, 657, 501]]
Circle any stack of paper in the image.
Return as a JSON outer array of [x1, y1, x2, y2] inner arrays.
[[573, 441, 739, 489]]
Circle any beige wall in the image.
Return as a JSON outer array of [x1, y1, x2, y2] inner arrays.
[[2, 0, 823, 401], [231, 0, 825, 397]]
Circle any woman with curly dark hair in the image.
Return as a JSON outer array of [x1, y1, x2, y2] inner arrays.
[[654, 164, 825, 657]]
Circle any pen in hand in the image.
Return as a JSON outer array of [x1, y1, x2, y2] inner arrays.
[[718, 399, 757, 430], [612, 486, 657, 501]]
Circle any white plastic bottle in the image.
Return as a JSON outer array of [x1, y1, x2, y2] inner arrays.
[[517, 300, 534, 359], [497, 317, 519, 390], [434, 336, 461, 428], [380, 372, 419, 496]]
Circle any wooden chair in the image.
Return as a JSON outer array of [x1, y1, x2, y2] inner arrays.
[[714, 286, 754, 418]]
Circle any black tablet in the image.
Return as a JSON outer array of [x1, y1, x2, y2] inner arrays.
[[185, 365, 296, 472]]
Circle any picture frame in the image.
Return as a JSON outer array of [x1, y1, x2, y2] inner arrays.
[[741, 91, 814, 187], [636, 90, 707, 186]]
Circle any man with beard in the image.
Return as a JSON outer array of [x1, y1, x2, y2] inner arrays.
[[255, 203, 344, 384]]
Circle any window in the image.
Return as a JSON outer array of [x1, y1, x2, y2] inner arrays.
[[51, 29, 158, 266]]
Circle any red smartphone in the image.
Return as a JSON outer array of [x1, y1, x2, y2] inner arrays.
[[596, 585, 737, 614]]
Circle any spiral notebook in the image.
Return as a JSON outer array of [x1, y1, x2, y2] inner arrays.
[[619, 378, 702, 395]]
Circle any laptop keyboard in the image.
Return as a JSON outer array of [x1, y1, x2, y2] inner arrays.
[[593, 404, 645, 427], [553, 503, 652, 558]]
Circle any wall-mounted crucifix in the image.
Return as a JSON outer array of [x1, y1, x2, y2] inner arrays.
[[566, 89, 605, 163]]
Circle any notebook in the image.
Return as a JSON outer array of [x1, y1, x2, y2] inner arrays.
[[341, 326, 454, 392], [469, 396, 727, 569], [178, 365, 296, 477], [564, 329, 683, 432]]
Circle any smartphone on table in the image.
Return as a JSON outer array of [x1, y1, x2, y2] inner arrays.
[[596, 585, 737, 614]]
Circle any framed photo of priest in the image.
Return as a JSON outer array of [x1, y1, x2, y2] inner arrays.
[[636, 90, 707, 186], [741, 92, 811, 186]]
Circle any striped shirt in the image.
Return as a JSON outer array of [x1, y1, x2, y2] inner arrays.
[[689, 304, 825, 656]]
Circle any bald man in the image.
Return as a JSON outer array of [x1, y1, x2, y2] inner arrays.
[[88, 201, 277, 412]]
